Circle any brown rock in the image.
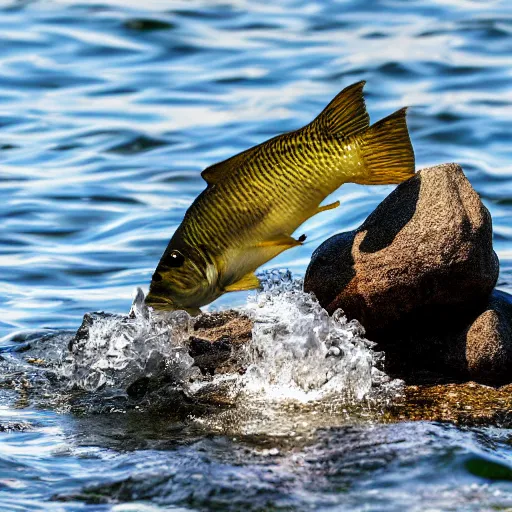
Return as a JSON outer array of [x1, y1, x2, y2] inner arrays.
[[188, 311, 253, 375], [304, 163, 499, 333], [386, 381, 512, 427], [462, 289, 512, 385], [379, 289, 512, 386], [192, 310, 252, 345]]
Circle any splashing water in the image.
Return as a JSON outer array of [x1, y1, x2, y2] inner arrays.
[[60, 274, 393, 407], [241, 288, 382, 402], [61, 289, 197, 392], [1, 2, 511, 508]]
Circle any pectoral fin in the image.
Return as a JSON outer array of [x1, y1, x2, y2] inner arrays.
[[316, 200, 340, 214], [257, 234, 304, 248], [224, 272, 261, 292]]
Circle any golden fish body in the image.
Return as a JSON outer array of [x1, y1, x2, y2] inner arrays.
[[146, 81, 415, 313]]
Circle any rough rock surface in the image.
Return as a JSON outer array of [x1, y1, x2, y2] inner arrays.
[[387, 382, 512, 427], [454, 289, 512, 385], [378, 289, 512, 386], [304, 163, 499, 333], [188, 311, 252, 375]]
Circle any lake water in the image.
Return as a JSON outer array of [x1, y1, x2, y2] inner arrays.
[[1, 0, 512, 510]]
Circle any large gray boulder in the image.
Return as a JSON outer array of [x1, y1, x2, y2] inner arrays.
[[304, 163, 499, 333]]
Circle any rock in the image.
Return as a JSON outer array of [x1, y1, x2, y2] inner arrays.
[[192, 310, 252, 345], [460, 289, 512, 385], [304, 163, 499, 333], [187, 311, 252, 375], [378, 289, 512, 386], [68, 311, 118, 352], [188, 336, 232, 376], [386, 381, 512, 427]]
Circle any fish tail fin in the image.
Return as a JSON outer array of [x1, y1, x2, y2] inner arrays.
[[353, 107, 415, 185], [309, 80, 370, 138]]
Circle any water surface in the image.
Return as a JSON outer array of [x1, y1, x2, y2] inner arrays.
[[1, 0, 512, 510]]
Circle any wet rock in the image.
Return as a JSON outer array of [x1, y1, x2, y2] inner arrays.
[[187, 311, 252, 375], [188, 336, 232, 376], [68, 311, 118, 352], [379, 289, 512, 386], [304, 163, 499, 333], [192, 310, 252, 345], [387, 382, 512, 427], [126, 376, 152, 399]]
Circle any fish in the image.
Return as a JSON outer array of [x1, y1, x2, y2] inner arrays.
[[145, 81, 415, 314]]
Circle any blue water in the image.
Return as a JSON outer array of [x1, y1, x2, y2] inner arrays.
[[1, 0, 512, 510]]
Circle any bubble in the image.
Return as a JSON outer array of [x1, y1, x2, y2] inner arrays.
[[61, 288, 195, 392], [11, 273, 399, 415]]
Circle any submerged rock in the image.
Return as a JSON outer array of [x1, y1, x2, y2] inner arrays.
[[387, 381, 512, 427], [0, 422, 33, 433], [304, 163, 499, 333]]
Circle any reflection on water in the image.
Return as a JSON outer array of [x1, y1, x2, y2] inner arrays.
[[1, 0, 512, 510], [1, 0, 511, 336]]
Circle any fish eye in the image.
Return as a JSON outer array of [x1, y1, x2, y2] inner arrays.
[[168, 250, 185, 267]]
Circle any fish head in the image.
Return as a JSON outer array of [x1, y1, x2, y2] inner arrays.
[[145, 244, 219, 314]]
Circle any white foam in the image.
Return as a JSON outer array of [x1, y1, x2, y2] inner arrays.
[[61, 288, 196, 392], [238, 287, 377, 402], [61, 275, 391, 406]]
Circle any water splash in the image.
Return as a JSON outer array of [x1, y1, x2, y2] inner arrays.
[[59, 275, 391, 407], [61, 289, 197, 392], [240, 287, 382, 402]]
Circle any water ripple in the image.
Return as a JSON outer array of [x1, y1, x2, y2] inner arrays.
[[1, 2, 512, 509], [0, 0, 510, 336]]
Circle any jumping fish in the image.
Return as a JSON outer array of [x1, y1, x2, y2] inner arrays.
[[145, 81, 415, 314]]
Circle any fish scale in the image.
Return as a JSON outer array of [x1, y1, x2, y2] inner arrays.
[[146, 81, 415, 313]]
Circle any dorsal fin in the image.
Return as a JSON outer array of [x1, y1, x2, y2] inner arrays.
[[309, 80, 369, 138], [201, 145, 259, 185], [201, 81, 369, 185]]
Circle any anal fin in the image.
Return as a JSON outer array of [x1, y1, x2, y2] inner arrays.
[[303, 200, 341, 223], [224, 272, 261, 292], [184, 307, 202, 316]]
